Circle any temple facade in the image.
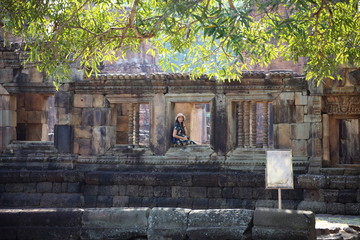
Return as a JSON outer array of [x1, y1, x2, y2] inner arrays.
[[0, 39, 359, 215]]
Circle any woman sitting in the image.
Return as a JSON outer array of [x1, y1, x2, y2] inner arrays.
[[172, 113, 196, 146]]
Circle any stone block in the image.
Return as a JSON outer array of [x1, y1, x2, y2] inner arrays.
[[192, 198, 209, 209], [295, 92, 308, 105], [18, 208, 82, 227], [345, 176, 360, 189], [116, 116, 128, 131], [16, 108, 26, 123], [17, 227, 80, 240], [187, 209, 253, 240], [96, 195, 113, 207], [148, 208, 190, 240], [154, 186, 171, 197], [273, 100, 295, 124], [81, 208, 149, 240], [189, 187, 207, 198], [304, 115, 322, 122], [307, 138, 322, 157], [253, 208, 316, 235], [280, 92, 295, 101], [310, 123, 322, 138], [68, 183, 81, 193], [345, 203, 360, 215], [0, 209, 20, 227], [76, 138, 91, 155], [233, 187, 253, 199], [40, 193, 83, 208], [92, 94, 106, 108], [0, 95, 9, 110], [328, 176, 346, 189], [326, 202, 345, 215], [27, 110, 47, 123], [297, 200, 327, 213], [113, 196, 129, 207], [321, 189, 338, 202], [297, 175, 326, 189], [307, 96, 322, 115], [36, 182, 53, 193], [0, 68, 13, 83], [126, 185, 139, 196], [338, 189, 357, 203], [5, 183, 23, 192], [74, 126, 92, 139], [207, 187, 222, 198], [24, 93, 47, 111], [56, 107, 72, 125], [55, 91, 72, 110], [71, 107, 82, 125], [73, 94, 93, 108], [27, 123, 47, 141], [290, 123, 310, 140], [54, 125, 73, 153], [138, 186, 154, 197], [98, 185, 119, 196], [291, 140, 307, 156], [0, 193, 42, 207], [295, 106, 304, 122], [274, 124, 291, 148], [303, 190, 321, 201], [208, 199, 226, 208]]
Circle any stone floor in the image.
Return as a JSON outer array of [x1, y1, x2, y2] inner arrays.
[[316, 214, 360, 240]]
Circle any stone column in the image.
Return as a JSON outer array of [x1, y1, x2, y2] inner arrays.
[[128, 103, 134, 145], [191, 104, 205, 144], [134, 103, 140, 145], [213, 94, 227, 154], [251, 101, 257, 148], [263, 102, 269, 148], [237, 101, 244, 147], [151, 93, 166, 155], [243, 101, 250, 148], [0, 85, 16, 151]]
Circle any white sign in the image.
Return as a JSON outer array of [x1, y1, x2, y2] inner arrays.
[[265, 150, 294, 189]]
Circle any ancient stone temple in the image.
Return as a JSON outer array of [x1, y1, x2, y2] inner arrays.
[[0, 37, 359, 218]]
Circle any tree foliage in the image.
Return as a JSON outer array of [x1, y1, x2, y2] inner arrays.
[[0, 0, 359, 87]]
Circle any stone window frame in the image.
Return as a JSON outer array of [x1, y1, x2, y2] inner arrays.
[[226, 93, 276, 151], [107, 94, 152, 147], [164, 93, 215, 150], [326, 114, 360, 167]]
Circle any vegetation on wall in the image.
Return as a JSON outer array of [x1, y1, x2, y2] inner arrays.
[[1, 0, 359, 88]]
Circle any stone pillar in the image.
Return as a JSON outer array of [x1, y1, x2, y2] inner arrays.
[[134, 103, 140, 145], [191, 104, 206, 144], [0, 85, 16, 151], [251, 101, 257, 148], [263, 102, 269, 148], [213, 94, 227, 154], [244, 101, 250, 148], [151, 93, 166, 155], [237, 101, 244, 147], [128, 103, 134, 145]]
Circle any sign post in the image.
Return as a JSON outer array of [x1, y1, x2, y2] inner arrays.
[[265, 150, 293, 209]]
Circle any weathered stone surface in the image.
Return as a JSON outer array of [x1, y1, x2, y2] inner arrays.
[[253, 207, 316, 240], [326, 202, 345, 215], [297, 175, 327, 189], [274, 124, 291, 148], [40, 193, 83, 208], [187, 209, 253, 240], [304, 115, 322, 122], [17, 227, 80, 240], [290, 123, 310, 140], [297, 200, 327, 213], [295, 92, 308, 106], [328, 176, 347, 189], [291, 140, 307, 156], [148, 208, 190, 240], [74, 126, 92, 139], [81, 208, 149, 240], [73, 94, 93, 108]]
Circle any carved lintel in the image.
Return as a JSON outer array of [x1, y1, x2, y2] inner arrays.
[[325, 95, 360, 114]]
